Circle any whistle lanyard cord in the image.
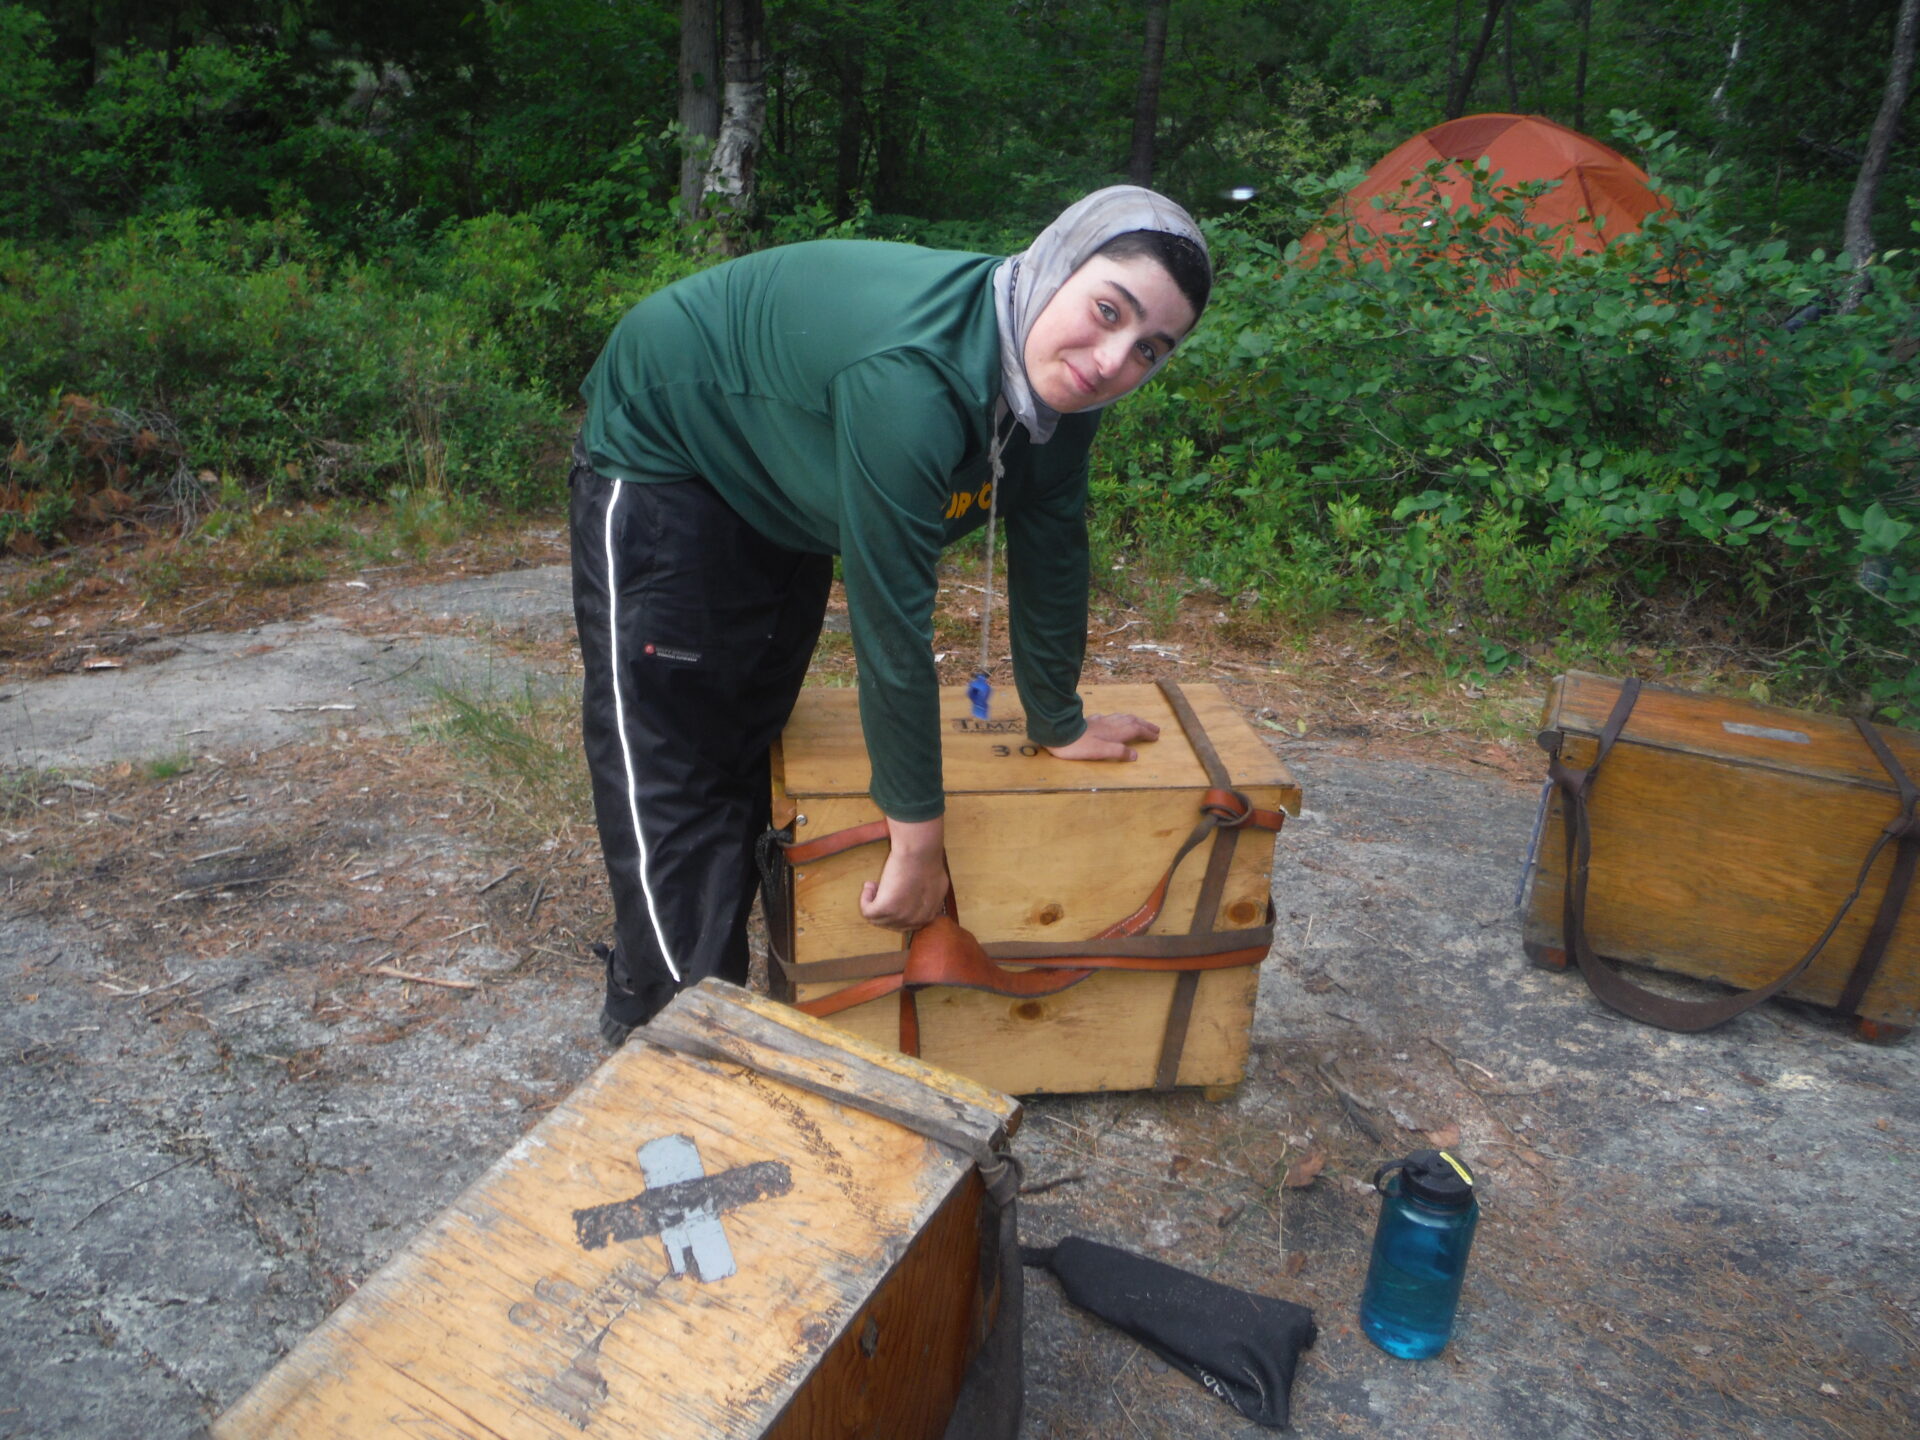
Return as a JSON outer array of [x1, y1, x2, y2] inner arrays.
[[978, 472, 999, 677], [978, 405, 1012, 681]]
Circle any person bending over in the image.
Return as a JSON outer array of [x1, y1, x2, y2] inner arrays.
[[569, 185, 1211, 1043]]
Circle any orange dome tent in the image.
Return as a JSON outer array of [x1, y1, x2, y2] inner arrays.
[[1296, 113, 1665, 264]]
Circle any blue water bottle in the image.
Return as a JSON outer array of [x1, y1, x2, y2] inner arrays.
[[1359, 1149, 1479, 1359]]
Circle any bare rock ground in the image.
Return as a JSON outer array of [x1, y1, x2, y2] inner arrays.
[[2, 564, 1915, 1439]]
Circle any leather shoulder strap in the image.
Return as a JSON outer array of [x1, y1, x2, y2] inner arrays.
[[1834, 718, 1919, 1017]]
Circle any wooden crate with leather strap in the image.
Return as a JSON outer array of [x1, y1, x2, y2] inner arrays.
[[763, 681, 1300, 1095], [1523, 672, 1920, 1040]]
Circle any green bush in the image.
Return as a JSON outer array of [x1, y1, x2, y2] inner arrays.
[[428, 208, 721, 399], [0, 196, 891, 536], [1093, 116, 1920, 716], [433, 213, 616, 398], [0, 210, 565, 510]]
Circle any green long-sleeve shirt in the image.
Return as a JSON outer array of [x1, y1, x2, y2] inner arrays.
[[579, 239, 1095, 821]]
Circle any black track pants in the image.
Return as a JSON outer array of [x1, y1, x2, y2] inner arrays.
[[569, 459, 832, 1014]]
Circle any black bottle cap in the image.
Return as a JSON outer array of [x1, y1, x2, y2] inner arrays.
[[1378, 1149, 1476, 1209]]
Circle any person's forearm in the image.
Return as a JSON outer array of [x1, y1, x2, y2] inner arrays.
[[886, 814, 944, 860]]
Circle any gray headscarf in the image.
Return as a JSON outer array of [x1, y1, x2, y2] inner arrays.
[[992, 185, 1209, 446]]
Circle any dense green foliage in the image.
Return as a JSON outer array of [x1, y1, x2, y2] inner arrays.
[[1, 1, 1915, 712], [4, 1, 1913, 245], [0, 212, 558, 514], [1094, 120, 1920, 715]]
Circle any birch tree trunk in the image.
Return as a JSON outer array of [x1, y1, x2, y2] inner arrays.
[[1128, 0, 1170, 186], [1708, 5, 1746, 161], [701, 0, 767, 244], [679, 0, 721, 221], [1841, 0, 1919, 288], [1709, 22, 1744, 127]]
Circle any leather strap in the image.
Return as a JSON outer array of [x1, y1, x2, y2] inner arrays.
[[797, 918, 1274, 1019], [1158, 679, 1230, 788], [755, 823, 801, 993], [1154, 726, 1249, 1089], [1153, 973, 1202, 1090], [783, 818, 891, 866], [1834, 718, 1919, 1016], [776, 925, 1277, 985], [1543, 679, 1918, 1030]]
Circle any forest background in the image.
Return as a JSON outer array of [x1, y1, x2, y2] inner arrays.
[[1, 0, 1916, 719]]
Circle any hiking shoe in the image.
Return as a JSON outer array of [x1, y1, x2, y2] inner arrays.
[[596, 941, 670, 1047], [599, 1005, 636, 1048]]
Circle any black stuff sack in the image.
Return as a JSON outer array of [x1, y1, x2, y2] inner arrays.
[[1024, 1236, 1317, 1430]]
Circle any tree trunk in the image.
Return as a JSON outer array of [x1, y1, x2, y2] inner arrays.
[[1842, 0, 1919, 283], [833, 57, 865, 217], [701, 0, 767, 243], [678, 0, 721, 222], [1708, 6, 1745, 160], [873, 63, 912, 213], [1571, 0, 1592, 132], [1128, 0, 1170, 186], [1710, 24, 1744, 127], [1446, 0, 1509, 118]]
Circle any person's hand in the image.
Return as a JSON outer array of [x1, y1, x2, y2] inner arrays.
[[1044, 712, 1161, 762], [860, 816, 949, 930]]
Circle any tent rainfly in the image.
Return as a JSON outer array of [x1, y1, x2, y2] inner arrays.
[[1297, 113, 1666, 265]]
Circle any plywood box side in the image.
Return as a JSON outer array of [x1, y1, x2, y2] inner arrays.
[[1544, 671, 1920, 791], [797, 966, 1258, 1094], [762, 1170, 986, 1440]]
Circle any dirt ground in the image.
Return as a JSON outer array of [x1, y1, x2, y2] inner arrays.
[[1, 538, 1915, 1439]]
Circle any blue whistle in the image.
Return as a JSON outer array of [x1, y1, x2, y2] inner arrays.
[[967, 672, 992, 720]]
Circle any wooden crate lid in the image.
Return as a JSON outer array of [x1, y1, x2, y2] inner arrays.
[[213, 984, 1019, 1440], [779, 682, 1295, 800], [1541, 671, 1920, 792]]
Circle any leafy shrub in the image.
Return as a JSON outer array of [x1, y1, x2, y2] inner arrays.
[[1094, 116, 1919, 714], [433, 213, 620, 398], [0, 210, 565, 515]]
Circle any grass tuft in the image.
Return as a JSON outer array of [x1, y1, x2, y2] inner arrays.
[[424, 682, 591, 843]]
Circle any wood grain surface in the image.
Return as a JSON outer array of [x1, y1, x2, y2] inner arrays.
[[213, 987, 1001, 1439], [1525, 673, 1919, 1028]]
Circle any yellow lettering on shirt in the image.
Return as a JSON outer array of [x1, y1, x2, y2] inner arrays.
[[945, 482, 993, 521]]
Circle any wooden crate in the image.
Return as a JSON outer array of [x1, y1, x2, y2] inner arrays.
[[766, 681, 1300, 1095], [1523, 672, 1920, 1038], [213, 981, 1023, 1440]]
